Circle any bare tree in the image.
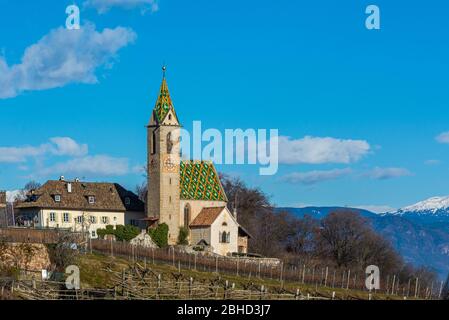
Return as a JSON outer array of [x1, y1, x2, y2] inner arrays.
[[15, 180, 42, 202], [442, 273, 449, 300], [317, 211, 371, 268], [135, 182, 148, 203]]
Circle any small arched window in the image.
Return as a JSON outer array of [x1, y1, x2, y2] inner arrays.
[[222, 222, 227, 226], [184, 204, 191, 227], [221, 231, 228, 243]]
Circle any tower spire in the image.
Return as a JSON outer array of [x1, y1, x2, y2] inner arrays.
[[148, 66, 180, 126]]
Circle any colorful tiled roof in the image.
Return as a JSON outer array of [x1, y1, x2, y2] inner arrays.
[[153, 76, 179, 124], [180, 161, 227, 202]]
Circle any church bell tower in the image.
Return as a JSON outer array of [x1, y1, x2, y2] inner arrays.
[[147, 67, 181, 244]]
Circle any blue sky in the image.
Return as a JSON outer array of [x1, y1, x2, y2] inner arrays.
[[1, 0, 449, 211]]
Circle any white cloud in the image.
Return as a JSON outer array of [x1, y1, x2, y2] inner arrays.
[[425, 159, 441, 165], [352, 205, 396, 214], [38, 155, 129, 176], [50, 137, 88, 157], [0, 144, 50, 163], [84, 0, 159, 14], [0, 137, 88, 163], [0, 24, 136, 99], [362, 167, 412, 180], [278, 136, 370, 165], [436, 131, 449, 144], [281, 168, 352, 185]]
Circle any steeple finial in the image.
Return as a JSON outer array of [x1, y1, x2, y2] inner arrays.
[[162, 65, 166, 78]]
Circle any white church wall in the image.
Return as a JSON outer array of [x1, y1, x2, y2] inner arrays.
[[210, 207, 238, 256]]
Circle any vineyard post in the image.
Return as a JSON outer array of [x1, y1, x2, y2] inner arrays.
[[236, 256, 239, 276], [391, 275, 396, 295], [414, 278, 419, 298], [346, 269, 351, 290], [302, 265, 305, 284], [215, 256, 218, 273]]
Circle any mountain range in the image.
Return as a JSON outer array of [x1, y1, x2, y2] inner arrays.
[[277, 196, 449, 279]]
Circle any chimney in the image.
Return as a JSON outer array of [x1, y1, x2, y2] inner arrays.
[[67, 183, 72, 193], [233, 206, 238, 221]]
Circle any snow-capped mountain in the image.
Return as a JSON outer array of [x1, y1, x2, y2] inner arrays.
[[278, 202, 449, 279], [390, 196, 449, 216]]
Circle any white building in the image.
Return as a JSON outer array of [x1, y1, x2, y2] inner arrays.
[[15, 178, 146, 238]]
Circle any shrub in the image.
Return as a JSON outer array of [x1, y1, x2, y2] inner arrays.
[[148, 223, 169, 247], [96, 225, 139, 242], [177, 227, 189, 245], [96, 225, 115, 239], [114, 225, 140, 242]]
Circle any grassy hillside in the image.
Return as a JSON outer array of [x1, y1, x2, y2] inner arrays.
[[78, 252, 414, 300]]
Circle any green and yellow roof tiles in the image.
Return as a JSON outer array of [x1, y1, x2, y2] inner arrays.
[[153, 77, 178, 124], [180, 160, 227, 202]]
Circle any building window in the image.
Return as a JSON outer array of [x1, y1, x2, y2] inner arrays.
[[49, 212, 56, 222], [88, 196, 95, 204], [101, 216, 109, 224], [167, 132, 173, 153], [152, 131, 157, 154], [91, 230, 96, 238], [54, 195, 61, 202], [220, 231, 230, 243], [222, 222, 227, 226], [63, 213, 69, 223], [89, 216, 97, 224], [125, 197, 131, 205], [77, 216, 84, 224], [130, 219, 138, 227], [184, 204, 191, 227]]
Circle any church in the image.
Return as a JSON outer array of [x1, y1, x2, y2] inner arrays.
[[146, 68, 250, 256]]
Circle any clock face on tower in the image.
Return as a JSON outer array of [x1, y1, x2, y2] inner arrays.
[[162, 155, 178, 173]]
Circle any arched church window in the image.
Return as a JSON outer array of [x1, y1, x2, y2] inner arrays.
[[184, 204, 191, 227], [221, 231, 227, 243], [167, 132, 173, 154]]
